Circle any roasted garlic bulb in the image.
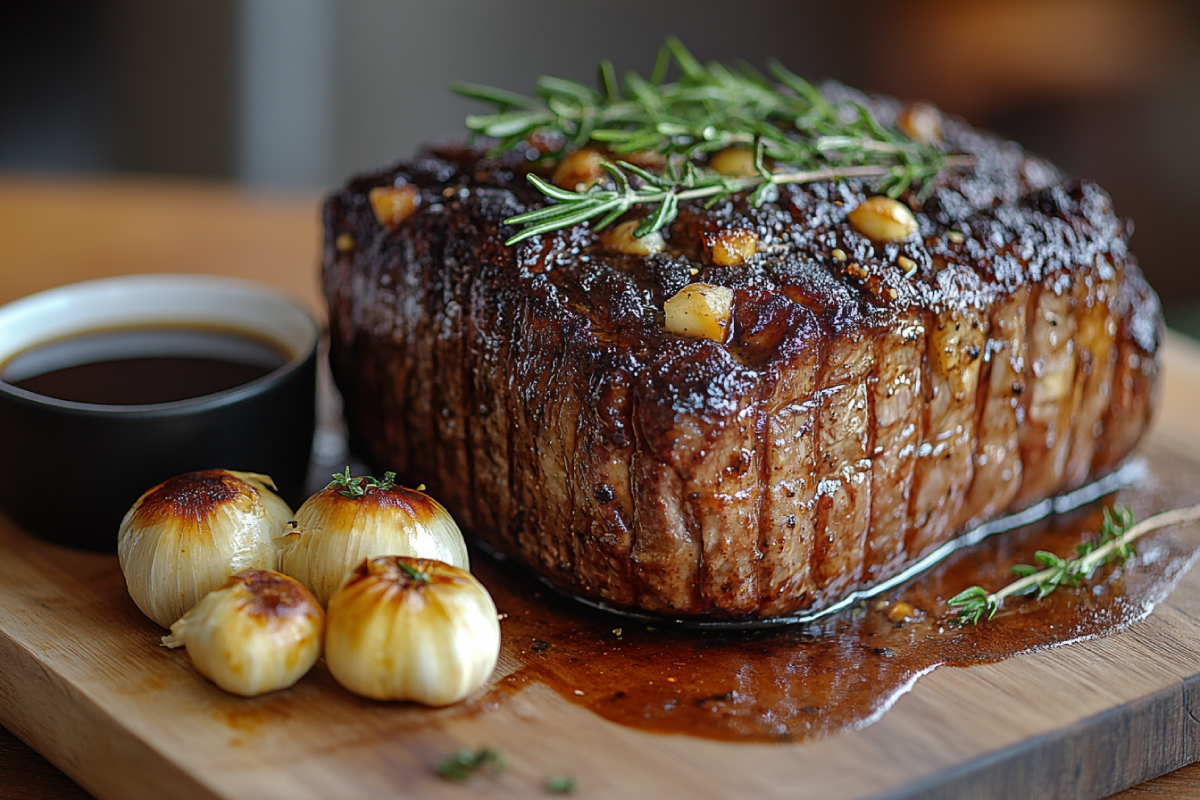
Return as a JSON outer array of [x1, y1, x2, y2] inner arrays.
[[279, 469, 469, 606], [164, 569, 324, 697], [325, 556, 500, 705], [118, 470, 293, 627]]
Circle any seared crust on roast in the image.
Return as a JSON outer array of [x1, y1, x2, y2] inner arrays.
[[323, 98, 1161, 620]]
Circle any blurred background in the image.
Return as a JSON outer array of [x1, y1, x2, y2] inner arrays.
[[5, 0, 1200, 323]]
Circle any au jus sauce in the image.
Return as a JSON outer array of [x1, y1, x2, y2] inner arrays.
[[0, 327, 289, 405]]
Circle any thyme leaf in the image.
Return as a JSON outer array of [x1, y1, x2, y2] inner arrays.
[[546, 774, 577, 794], [949, 503, 1200, 625], [328, 466, 398, 498], [435, 747, 506, 783], [454, 36, 965, 245]]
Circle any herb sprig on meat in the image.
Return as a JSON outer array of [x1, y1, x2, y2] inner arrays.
[[454, 36, 965, 245]]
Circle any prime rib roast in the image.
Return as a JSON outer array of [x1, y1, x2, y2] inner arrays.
[[322, 96, 1161, 621]]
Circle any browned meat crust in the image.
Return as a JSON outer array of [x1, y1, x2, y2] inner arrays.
[[323, 98, 1161, 620]]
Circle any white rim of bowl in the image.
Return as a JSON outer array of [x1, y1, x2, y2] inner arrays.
[[0, 274, 319, 412]]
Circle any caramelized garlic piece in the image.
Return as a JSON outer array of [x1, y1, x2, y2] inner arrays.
[[663, 283, 734, 342], [279, 472, 468, 607], [118, 470, 292, 628], [847, 196, 918, 243], [164, 570, 324, 697], [709, 147, 758, 177], [325, 557, 501, 705], [599, 220, 665, 256], [369, 185, 421, 230], [896, 102, 943, 145], [705, 228, 758, 266], [552, 148, 607, 192]]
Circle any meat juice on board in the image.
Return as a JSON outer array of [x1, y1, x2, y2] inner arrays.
[[471, 445, 1200, 742]]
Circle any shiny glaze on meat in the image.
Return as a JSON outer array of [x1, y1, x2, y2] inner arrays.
[[323, 97, 1161, 620]]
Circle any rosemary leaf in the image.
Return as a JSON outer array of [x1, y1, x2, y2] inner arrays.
[[613, 159, 667, 188], [599, 59, 620, 103], [523, 173, 594, 203], [635, 191, 678, 238], [451, 81, 540, 110], [456, 37, 962, 244], [465, 111, 550, 139]]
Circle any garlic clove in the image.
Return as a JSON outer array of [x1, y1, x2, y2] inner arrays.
[[847, 196, 919, 243], [229, 471, 294, 528], [325, 556, 500, 706], [895, 102, 943, 145], [663, 283, 734, 342], [118, 470, 293, 628], [552, 148, 607, 192], [704, 228, 759, 267], [599, 220, 666, 256], [709, 146, 758, 178], [165, 569, 324, 697], [279, 470, 469, 607], [369, 184, 421, 230]]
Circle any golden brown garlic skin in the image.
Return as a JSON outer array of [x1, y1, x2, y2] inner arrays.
[[119, 470, 292, 628], [167, 569, 324, 697], [325, 556, 500, 705], [135, 470, 242, 520], [279, 483, 469, 607]]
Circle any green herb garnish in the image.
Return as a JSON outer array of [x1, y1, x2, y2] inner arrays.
[[395, 560, 430, 584], [949, 503, 1200, 624], [455, 36, 963, 245], [329, 466, 397, 498], [546, 775, 577, 794], [435, 747, 506, 783]]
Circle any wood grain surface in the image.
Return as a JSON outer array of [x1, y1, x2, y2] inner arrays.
[[4, 176, 1200, 800], [0, 726, 94, 800], [3, 442, 1200, 800]]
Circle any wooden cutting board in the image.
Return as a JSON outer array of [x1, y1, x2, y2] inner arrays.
[[4, 440, 1200, 800], [6, 177, 1200, 800]]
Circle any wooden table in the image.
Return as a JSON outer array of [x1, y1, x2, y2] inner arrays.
[[2, 175, 1200, 799]]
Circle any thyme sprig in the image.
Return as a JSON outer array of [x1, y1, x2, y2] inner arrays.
[[949, 503, 1200, 625], [454, 36, 960, 245], [329, 467, 397, 499]]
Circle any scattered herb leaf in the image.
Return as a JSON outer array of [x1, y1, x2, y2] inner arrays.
[[546, 775, 577, 794], [435, 747, 506, 783]]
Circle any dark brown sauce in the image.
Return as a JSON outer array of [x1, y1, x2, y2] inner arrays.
[[0, 327, 287, 405], [471, 447, 1200, 743]]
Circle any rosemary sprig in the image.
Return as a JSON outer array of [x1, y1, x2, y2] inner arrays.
[[949, 503, 1200, 624], [501, 160, 920, 246], [454, 36, 959, 245], [329, 467, 397, 498]]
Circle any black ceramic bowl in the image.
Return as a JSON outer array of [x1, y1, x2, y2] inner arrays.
[[0, 275, 319, 551]]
